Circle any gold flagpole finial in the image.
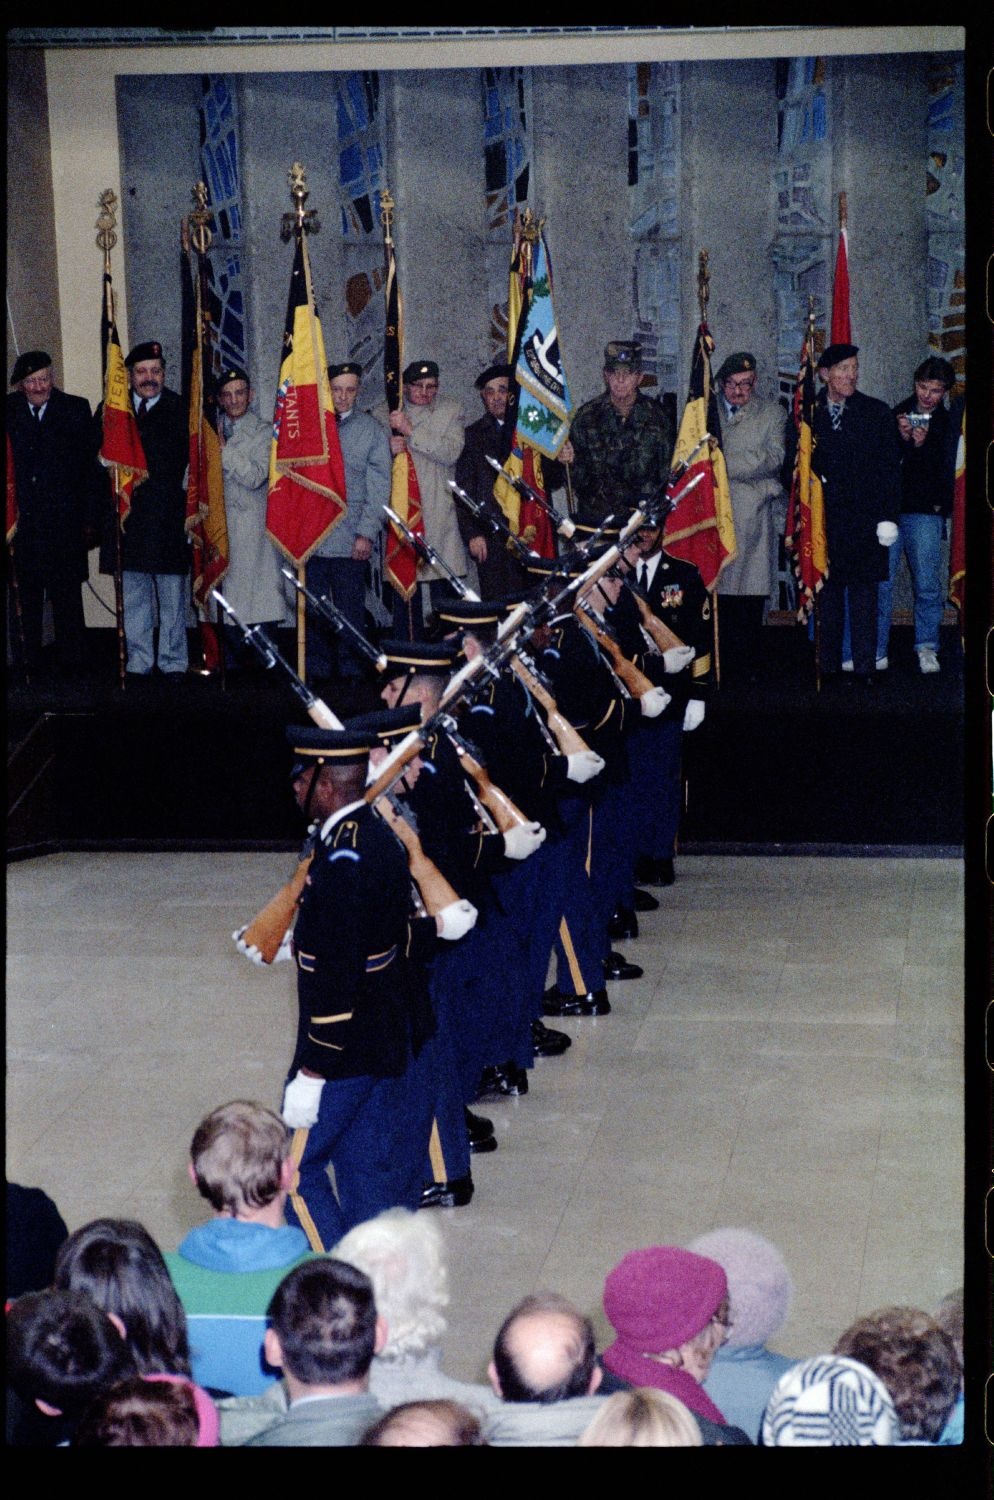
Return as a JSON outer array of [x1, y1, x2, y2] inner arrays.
[[189, 180, 214, 258], [697, 250, 711, 321], [518, 206, 544, 243], [282, 162, 319, 242], [96, 189, 118, 271], [380, 186, 395, 248]]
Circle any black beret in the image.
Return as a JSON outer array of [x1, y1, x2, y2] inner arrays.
[[604, 341, 642, 372], [10, 350, 52, 385], [403, 360, 439, 384], [346, 703, 422, 744], [715, 352, 757, 383], [285, 725, 372, 779], [328, 362, 363, 380], [125, 341, 165, 368], [215, 365, 250, 392], [475, 362, 513, 390], [379, 640, 455, 681], [817, 342, 859, 370]]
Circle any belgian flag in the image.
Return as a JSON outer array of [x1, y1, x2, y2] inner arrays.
[[382, 237, 424, 601], [99, 270, 148, 528], [784, 318, 828, 620], [662, 322, 735, 590], [182, 237, 228, 609]]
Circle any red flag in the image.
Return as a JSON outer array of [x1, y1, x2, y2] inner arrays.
[[266, 237, 347, 565], [6, 432, 17, 544], [99, 271, 148, 527], [831, 222, 851, 345], [183, 241, 228, 610], [948, 408, 965, 622], [784, 317, 829, 620], [662, 323, 735, 590], [382, 236, 424, 601]]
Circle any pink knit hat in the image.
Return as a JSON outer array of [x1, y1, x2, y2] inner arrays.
[[603, 1246, 727, 1354], [143, 1373, 220, 1447]]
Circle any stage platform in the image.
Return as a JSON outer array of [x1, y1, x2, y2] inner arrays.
[[7, 624, 964, 859]]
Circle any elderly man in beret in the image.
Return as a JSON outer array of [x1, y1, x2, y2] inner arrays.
[[6, 350, 104, 676], [789, 342, 901, 686], [453, 362, 525, 599], [299, 361, 391, 690], [568, 340, 673, 534], [377, 359, 469, 637], [713, 352, 788, 680], [214, 365, 289, 667], [98, 340, 191, 678]]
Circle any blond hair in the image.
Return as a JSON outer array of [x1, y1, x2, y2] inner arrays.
[[577, 1388, 703, 1447]]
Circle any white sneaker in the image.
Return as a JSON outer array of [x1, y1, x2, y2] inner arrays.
[[841, 659, 854, 673], [875, 656, 888, 671], [918, 647, 940, 674]]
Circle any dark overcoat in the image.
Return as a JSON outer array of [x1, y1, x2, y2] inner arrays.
[[810, 388, 902, 584], [98, 387, 189, 575], [6, 386, 102, 583]]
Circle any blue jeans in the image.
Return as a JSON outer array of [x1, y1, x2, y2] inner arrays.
[[877, 513, 944, 656], [122, 571, 188, 674]]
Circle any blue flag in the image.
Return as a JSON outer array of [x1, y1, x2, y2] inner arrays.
[[512, 234, 572, 459]]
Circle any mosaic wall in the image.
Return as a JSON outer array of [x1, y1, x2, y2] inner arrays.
[[481, 67, 534, 357], [925, 55, 965, 392], [198, 75, 245, 375], [771, 56, 833, 405], [626, 61, 682, 394], [335, 70, 389, 383]]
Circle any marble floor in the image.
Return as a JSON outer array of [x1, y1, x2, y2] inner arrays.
[[6, 850, 964, 1382]]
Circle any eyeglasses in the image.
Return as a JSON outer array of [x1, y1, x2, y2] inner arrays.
[[724, 378, 755, 393]]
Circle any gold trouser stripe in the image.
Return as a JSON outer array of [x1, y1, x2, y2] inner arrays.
[[428, 1119, 447, 1182], [288, 1127, 326, 1252], [558, 917, 587, 994], [585, 804, 594, 878]]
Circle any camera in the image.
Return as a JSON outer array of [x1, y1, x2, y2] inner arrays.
[[906, 412, 931, 429]]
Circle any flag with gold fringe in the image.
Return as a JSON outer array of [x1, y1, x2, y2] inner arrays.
[[382, 235, 424, 600], [99, 269, 147, 528], [266, 236, 347, 564], [784, 319, 829, 620], [182, 239, 228, 609], [662, 322, 735, 590]]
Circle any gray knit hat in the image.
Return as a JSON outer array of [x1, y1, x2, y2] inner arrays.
[[687, 1227, 793, 1348]]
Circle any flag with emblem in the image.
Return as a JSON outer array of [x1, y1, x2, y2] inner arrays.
[[98, 270, 148, 528], [947, 405, 965, 627], [182, 236, 228, 609], [266, 236, 347, 564], [382, 235, 424, 601], [662, 322, 735, 590], [492, 218, 568, 557], [784, 317, 828, 620]]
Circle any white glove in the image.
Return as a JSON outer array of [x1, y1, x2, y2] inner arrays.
[[662, 644, 695, 674], [436, 898, 479, 941], [683, 699, 706, 732], [502, 820, 548, 861], [566, 750, 606, 784], [282, 1071, 325, 1130], [876, 521, 899, 546], [232, 926, 294, 966], [639, 686, 671, 719]]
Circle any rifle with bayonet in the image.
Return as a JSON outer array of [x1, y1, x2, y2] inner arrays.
[[280, 566, 388, 675], [482, 452, 577, 540]]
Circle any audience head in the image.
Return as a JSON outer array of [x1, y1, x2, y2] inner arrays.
[[686, 1226, 793, 1349], [6, 1288, 137, 1420], [833, 1305, 961, 1443], [934, 1288, 963, 1369], [362, 1398, 487, 1447], [189, 1099, 291, 1217], [333, 1207, 448, 1360], [264, 1258, 384, 1391], [53, 1217, 191, 1377], [577, 1386, 703, 1447], [73, 1374, 219, 1447], [602, 1246, 730, 1384], [762, 1354, 898, 1446], [490, 1292, 600, 1404]]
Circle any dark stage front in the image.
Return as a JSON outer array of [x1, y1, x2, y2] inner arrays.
[[7, 625, 964, 858]]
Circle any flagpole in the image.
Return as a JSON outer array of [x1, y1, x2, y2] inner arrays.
[[282, 163, 320, 680], [381, 185, 416, 640], [96, 190, 128, 693], [187, 183, 226, 686], [695, 249, 723, 689]]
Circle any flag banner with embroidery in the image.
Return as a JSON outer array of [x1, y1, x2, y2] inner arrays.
[[784, 324, 828, 620], [266, 236, 347, 565], [948, 407, 965, 623], [183, 243, 228, 607], [662, 322, 735, 590], [382, 238, 424, 600], [99, 270, 148, 528]]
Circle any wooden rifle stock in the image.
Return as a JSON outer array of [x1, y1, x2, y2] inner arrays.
[[630, 588, 686, 654], [446, 735, 529, 833], [509, 657, 591, 757], [373, 795, 460, 916], [242, 855, 312, 963], [575, 607, 655, 699]]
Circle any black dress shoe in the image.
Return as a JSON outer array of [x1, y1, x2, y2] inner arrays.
[[473, 1062, 529, 1100], [543, 985, 611, 1017], [419, 1175, 474, 1209], [464, 1107, 498, 1154], [607, 906, 639, 941], [650, 858, 675, 887], [634, 855, 657, 885], [531, 1019, 572, 1056], [632, 887, 660, 912], [603, 951, 644, 981]]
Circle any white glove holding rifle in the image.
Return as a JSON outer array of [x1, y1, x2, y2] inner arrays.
[[436, 899, 479, 941], [503, 821, 548, 861], [639, 686, 671, 718], [566, 750, 605, 784], [282, 1071, 324, 1130]]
